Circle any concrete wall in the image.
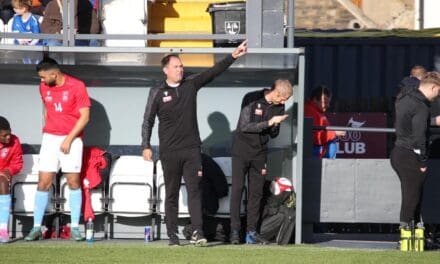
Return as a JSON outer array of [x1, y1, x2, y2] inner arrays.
[[362, 0, 414, 29], [295, 0, 416, 30], [303, 158, 440, 224], [295, 0, 356, 30]]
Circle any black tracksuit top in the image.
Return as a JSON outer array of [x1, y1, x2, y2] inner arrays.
[[141, 55, 236, 154], [232, 89, 285, 160], [394, 88, 431, 164]]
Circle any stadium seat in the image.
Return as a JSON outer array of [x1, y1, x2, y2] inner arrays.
[[105, 155, 154, 239], [211, 157, 247, 218], [3, 17, 14, 44], [108, 156, 154, 217], [11, 154, 56, 216], [59, 177, 105, 215], [10, 154, 56, 238]]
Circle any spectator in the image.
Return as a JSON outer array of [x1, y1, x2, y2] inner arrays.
[[30, 0, 43, 15], [40, 0, 100, 46], [0, 0, 14, 24], [304, 85, 346, 159], [0, 116, 23, 244], [11, 0, 40, 45]]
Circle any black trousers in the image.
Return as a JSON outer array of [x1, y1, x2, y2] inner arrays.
[[160, 148, 203, 236], [230, 156, 267, 232], [390, 146, 427, 224]]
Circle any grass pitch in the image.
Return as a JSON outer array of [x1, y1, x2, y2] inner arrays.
[[1, 240, 439, 264]]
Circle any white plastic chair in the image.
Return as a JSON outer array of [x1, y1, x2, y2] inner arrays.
[[11, 154, 56, 216], [107, 156, 155, 238], [10, 154, 56, 238]]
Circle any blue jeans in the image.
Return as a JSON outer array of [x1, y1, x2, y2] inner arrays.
[[313, 140, 337, 159], [42, 39, 62, 46]]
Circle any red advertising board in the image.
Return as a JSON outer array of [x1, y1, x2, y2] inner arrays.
[[327, 113, 388, 158]]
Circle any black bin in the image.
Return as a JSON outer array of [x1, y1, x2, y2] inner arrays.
[[207, 1, 246, 47]]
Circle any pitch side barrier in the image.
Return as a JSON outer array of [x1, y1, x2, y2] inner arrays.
[[302, 123, 440, 242]]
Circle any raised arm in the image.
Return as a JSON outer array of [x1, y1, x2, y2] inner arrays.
[[192, 40, 248, 90]]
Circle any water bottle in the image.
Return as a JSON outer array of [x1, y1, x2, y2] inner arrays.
[[400, 226, 411, 251], [415, 223, 425, 252], [86, 218, 94, 243]]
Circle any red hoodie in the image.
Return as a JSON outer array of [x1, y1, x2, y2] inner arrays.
[[80, 146, 107, 221], [0, 134, 23, 176], [304, 100, 336, 146]]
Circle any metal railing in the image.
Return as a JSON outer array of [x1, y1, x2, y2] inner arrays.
[[0, 0, 295, 48]]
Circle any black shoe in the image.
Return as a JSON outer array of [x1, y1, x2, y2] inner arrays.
[[168, 233, 180, 246], [230, 230, 240, 244], [190, 230, 207, 247]]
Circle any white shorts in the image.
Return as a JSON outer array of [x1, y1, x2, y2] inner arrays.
[[39, 133, 83, 173]]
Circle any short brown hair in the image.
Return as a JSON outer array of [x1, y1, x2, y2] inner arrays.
[[420, 71, 440, 87], [161, 54, 180, 68], [12, 0, 32, 9]]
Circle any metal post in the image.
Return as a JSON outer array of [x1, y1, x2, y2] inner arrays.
[[287, 0, 295, 48], [68, 0, 75, 46], [62, 0, 69, 46], [246, 0, 262, 48], [295, 52, 305, 244]]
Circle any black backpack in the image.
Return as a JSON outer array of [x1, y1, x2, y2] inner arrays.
[[260, 188, 296, 245]]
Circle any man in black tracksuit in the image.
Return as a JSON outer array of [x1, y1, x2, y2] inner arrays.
[[391, 72, 440, 231], [229, 79, 293, 244], [141, 41, 247, 246]]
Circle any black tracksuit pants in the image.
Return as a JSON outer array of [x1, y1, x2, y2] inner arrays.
[[160, 148, 203, 236], [390, 146, 427, 224], [230, 156, 267, 232]]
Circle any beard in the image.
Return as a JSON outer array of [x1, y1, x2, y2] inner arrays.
[[46, 79, 57, 87]]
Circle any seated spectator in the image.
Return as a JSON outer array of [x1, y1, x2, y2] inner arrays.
[[0, 116, 23, 243], [40, 0, 62, 46], [304, 85, 346, 159], [30, 0, 43, 15], [0, 0, 14, 24], [41, 0, 100, 46], [11, 0, 41, 45]]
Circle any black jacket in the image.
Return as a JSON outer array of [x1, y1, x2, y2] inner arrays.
[[232, 89, 284, 160], [141, 55, 236, 154], [394, 89, 431, 164]]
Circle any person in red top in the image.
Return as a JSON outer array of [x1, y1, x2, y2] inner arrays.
[[304, 86, 345, 158], [0, 116, 23, 243], [25, 57, 91, 242]]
